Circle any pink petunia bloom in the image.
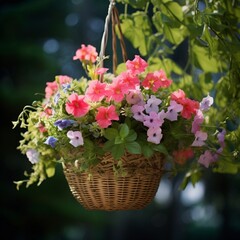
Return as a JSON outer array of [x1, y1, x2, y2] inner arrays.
[[143, 110, 165, 128], [145, 95, 162, 114], [57, 75, 73, 85], [126, 55, 148, 75], [191, 110, 204, 133], [181, 98, 200, 119], [45, 81, 58, 99], [171, 89, 186, 103], [173, 148, 194, 165], [65, 93, 90, 117], [85, 80, 107, 102], [131, 104, 145, 122], [126, 89, 144, 105], [171, 89, 199, 119], [192, 131, 208, 147], [95, 67, 108, 75], [73, 44, 98, 63], [106, 78, 129, 102], [96, 105, 119, 128], [116, 71, 140, 90], [198, 150, 215, 168], [147, 127, 163, 144], [165, 100, 183, 121], [142, 70, 172, 92], [153, 70, 172, 88]]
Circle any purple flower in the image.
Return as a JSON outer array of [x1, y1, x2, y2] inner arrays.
[[67, 130, 84, 147], [165, 100, 183, 121], [54, 92, 60, 104], [143, 110, 165, 128], [198, 150, 215, 168], [147, 127, 163, 144], [192, 131, 208, 146], [54, 119, 76, 130], [126, 89, 143, 105], [26, 149, 39, 164], [217, 128, 226, 147], [144, 95, 162, 114], [131, 104, 145, 122], [200, 94, 213, 111], [191, 110, 204, 133], [44, 136, 58, 148]]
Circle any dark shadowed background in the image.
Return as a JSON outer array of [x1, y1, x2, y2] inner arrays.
[[1, 0, 240, 239]]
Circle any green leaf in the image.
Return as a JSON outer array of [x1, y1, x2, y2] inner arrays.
[[115, 135, 124, 144], [120, 12, 152, 56], [213, 161, 240, 174], [46, 166, 55, 178], [164, 1, 183, 22], [103, 140, 115, 151], [142, 144, 154, 158], [163, 24, 188, 45], [126, 141, 142, 154], [192, 41, 227, 72], [111, 144, 125, 159], [119, 123, 129, 139], [12, 121, 19, 129], [104, 128, 118, 140], [125, 130, 137, 142], [152, 144, 168, 155]]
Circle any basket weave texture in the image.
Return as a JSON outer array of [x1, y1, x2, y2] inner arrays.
[[63, 152, 164, 211]]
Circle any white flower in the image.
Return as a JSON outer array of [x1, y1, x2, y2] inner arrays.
[[26, 149, 39, 164], [67, 130, 84, 147]]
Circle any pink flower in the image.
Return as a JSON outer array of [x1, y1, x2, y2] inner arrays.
[[73, 44, 98, 63], [181, 98, 199, 119], [192, 131, 208, 147], [198, 150, 215, 168], [95, 67, 108, 75], [85, 80, 107, 102], [116, 71, 140, 90], [191, 110, 204, 133], [65, 93, 90, 117], [126, 55, 148, 75], [131, 104, 145, 122], [165, 100, 183, 121], [147, 127, 163, 144], [144, 95, 162, 114], [171, 89, 186, 103], [171, 89, 199, 119], [45, 81, 58, 99], [96, 105, 119, 128], [173, 148, 194, 165], [152, 70, 172, 88], [126, 89, 144, 105], [106, 78, 129, 102], [142, 70, 172, 92], [57, 75, 73, 84]]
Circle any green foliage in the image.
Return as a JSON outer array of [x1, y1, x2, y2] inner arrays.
[[117, 0, 240, 185]]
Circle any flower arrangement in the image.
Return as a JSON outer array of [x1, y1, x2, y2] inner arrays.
[[13, 44, 225, 189]]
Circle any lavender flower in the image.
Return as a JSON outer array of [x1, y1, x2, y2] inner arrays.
[[26, 149, 39, 164], [200, 94, 213, 111], [67, 130, 84, 147]]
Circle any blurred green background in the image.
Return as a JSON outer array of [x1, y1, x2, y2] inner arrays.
[[1, 0, 240, 239]]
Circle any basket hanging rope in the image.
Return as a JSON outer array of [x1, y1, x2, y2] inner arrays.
[[63, 0, 164, 211]]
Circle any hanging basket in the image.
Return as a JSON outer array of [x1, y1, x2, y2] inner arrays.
[[63, 152, 164, 211]]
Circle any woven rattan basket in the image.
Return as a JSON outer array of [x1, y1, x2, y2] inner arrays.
[[63, 152, 164, 211]]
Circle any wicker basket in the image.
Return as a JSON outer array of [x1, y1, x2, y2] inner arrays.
[[63, 152, 164, 211]]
